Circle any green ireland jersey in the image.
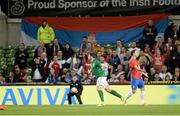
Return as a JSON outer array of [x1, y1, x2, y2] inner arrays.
[[91, 59, 106, 78]]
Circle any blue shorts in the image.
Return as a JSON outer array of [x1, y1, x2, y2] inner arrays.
[[131, 78, 144, 90]]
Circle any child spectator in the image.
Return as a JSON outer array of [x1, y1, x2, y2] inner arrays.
[[49, 56, 65, 76], [47, 67, 58, 84]]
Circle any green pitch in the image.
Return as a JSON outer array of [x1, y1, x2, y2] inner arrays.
[[0, 105, 180, 115]]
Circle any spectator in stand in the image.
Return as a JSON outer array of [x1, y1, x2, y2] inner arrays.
[[172, 44, 180, 68], [49, 56, 65, 76], [164, 74, 172, 82], [172, 67, 180, 81], [159, 65, 172, 81], [15, 43, 29, 71], [34, 42, 46, 58], [177, 26, 180, 40], [50, 39, 64, 60], [60, 68, 69, 83], [105, 49, 112, 62], [67, 69, 81, 83], [164, 21, 175, 42], [111, 64, 126, 82], [57, 50, 64, 61], [71, 54, 78, 70], [86, 42, 94, 55], [154, 36, 164, 53], [39, 52, 48, 80], [32, 57, 46, 82], [109, 74, 120, 82], [119, 74, 127, 83], [99, 46, 105, 57], [128, 41, 140, 55], [116, 40, 123, 55], [72, 54, 84, 77], [149, 67, 156, 81], [109, 50, 121, 72], [145, 44, 170, 72], [139, 50, 151, 73], [6, 71, 14, 83], [47, 67, 58, 84], [63, 44, 74, 68], [119, 47, 130, 72], [154, 73, 163, 81], [80, 36, 88, 55], [0, 73, 4, 84], [83, 54, 92, 80], [14, 65, 26, 82], [92, 40, 101, 53], [164, 21, 178, 44], [37, 19, 55, 61], [143, 20, 157, 49]]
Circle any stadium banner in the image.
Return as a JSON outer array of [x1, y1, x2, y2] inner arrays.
[[0, 85, 180, 105], [2, 0, 180, 17], [21, 14, 169, 47]]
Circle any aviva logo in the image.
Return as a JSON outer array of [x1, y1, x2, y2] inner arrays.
[[1, 87, 76, 105], [168, 85, 180, 104]]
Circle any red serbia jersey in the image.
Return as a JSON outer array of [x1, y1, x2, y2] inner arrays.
[[129, 56, 142, 79], [52, 62, 60, 75]]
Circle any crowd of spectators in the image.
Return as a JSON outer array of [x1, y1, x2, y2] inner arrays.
[[0, 19, 180, 85]]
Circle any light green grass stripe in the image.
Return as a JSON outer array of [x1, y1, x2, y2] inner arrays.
[[1, 115, 180, 116]]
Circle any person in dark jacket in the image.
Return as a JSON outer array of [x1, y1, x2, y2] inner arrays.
[[63, 44, 74, 68], [32, 57, 46, 82], [15, 43, 29, 70], [67, 75, 83, 104], [143, 20, 157, 49]]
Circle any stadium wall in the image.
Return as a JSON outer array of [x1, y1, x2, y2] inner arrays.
[[0, 85, 179, 105], [0, 13, 7, 47]]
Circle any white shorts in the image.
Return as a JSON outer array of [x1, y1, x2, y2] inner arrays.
[[96, 77, 109, 88]]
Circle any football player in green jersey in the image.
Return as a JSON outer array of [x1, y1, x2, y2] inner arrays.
[[91, 56, 124, 106]]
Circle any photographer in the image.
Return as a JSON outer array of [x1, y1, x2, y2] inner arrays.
[[67, 75, 83, 105]]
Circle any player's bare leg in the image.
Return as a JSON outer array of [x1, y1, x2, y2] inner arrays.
[[124, 89, 136, 105]]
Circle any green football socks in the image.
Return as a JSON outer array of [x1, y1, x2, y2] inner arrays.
[[110, 90, 122, 99], [98, 90, 104, 102]]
